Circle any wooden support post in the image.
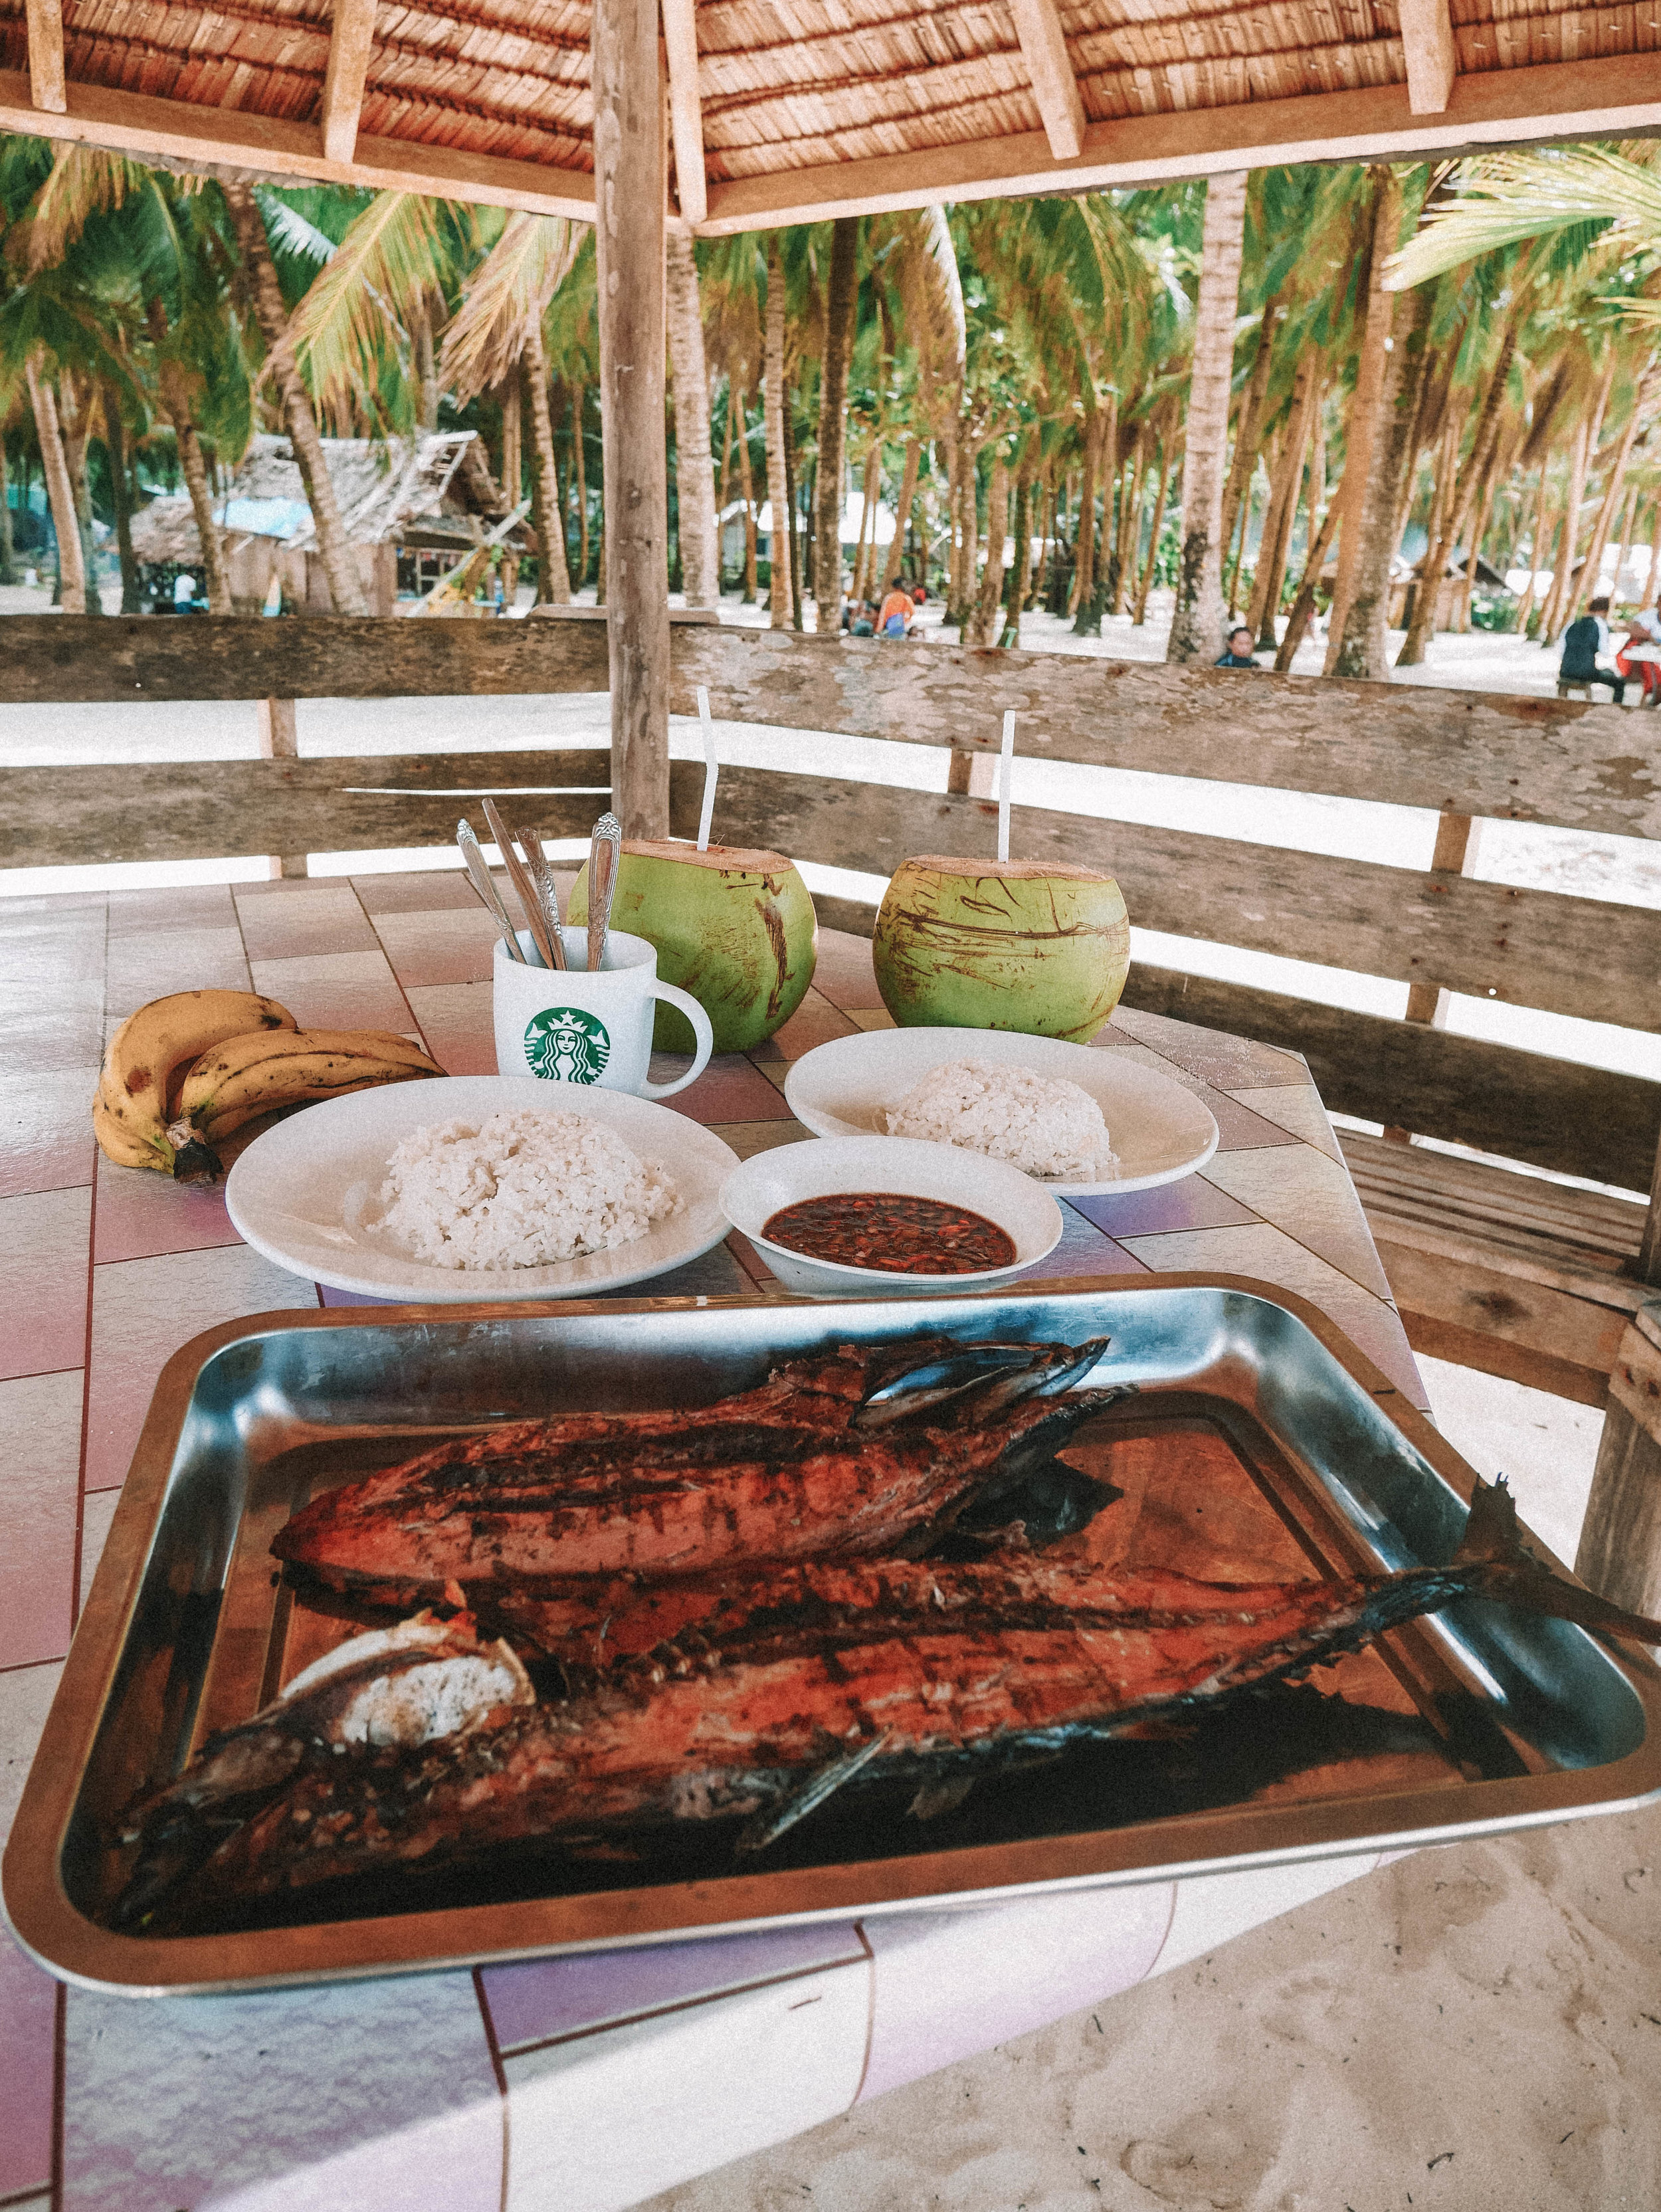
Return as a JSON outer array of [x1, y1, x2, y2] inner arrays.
[[1383, 808, 1475, 1142], [257, 697, 308, 878], [1398, 0, 1458, 115], [25, 0, 66, 113], [946, 749, 997, 799], [661, 0, 706, 225], [1575, 1303, 1661, 1611], [1007, 0, 1086, 161], [592, 0, 670, 839], [320, 0, 377, 165]]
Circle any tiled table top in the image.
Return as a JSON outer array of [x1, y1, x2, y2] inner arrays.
[[0, 874, 1424, 2212]]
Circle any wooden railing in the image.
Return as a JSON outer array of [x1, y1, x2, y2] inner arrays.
[[5, 615, 1659, 1200]]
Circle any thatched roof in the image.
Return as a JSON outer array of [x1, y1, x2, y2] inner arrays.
[[1, 0, 1654, 237], [128, 430, 521, 565]]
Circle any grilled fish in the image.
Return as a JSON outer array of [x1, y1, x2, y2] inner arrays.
[[272, 1337, 1127, 1597], [113, 1481, 1661, 1928]]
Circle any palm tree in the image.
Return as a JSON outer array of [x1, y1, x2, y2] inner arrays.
[[813, 217, 860, 624], [1167, 171, 1248, 663], [666, 231, 718, 608]]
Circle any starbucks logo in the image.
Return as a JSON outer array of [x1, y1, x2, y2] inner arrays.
[[524, 1006, 611, 1084]]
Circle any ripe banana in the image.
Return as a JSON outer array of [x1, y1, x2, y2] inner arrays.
[[178, 1030, 444, 1146], [96, 990, 297, 1172], [93, 1095, 169, 1172]]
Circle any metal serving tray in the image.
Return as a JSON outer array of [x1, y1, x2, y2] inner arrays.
[[9, 1273, 1661, 1997]]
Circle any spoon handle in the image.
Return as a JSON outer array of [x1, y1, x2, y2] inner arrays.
[[587, 811, 622, 975], [456, 819, 524, 959], [483, 798, 559, 971], [516, 819, 569, 971]]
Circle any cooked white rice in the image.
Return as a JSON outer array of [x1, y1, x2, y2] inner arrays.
[[885, 1058, 1116, 1179], [373, 1109, 678, 1269]]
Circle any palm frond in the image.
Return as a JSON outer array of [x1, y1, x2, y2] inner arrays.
[[439, 211, 582, 401], [253, 187, 338, 267], [1385, 146, 1661, 290], [287, 190, 457, 415], [15, 146, 193, 274]]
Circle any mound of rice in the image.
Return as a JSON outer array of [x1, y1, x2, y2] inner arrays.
[[373, 1109, 679, 1269], [885, 1058, 1116, 1179]]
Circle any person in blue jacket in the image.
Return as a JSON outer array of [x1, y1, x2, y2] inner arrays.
[[1215, 625, 1258, 667]]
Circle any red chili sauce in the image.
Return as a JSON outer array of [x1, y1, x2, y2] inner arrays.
[[761, 1191, 1017, 1275]]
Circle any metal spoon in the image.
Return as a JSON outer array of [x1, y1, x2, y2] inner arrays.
[[456, 818, 525, 961], [482, 797, 559, 971], [512, 814, 568, 971], [587, 811, 622, 975]]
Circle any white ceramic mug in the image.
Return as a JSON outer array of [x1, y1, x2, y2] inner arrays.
[[492, 928, 714, 1100]]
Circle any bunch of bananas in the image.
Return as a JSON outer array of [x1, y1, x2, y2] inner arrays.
[[95, 989, 444, 1180]]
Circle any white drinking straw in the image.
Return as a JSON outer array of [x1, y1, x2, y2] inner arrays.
[[696, 685, 720, 851], [997, 710, 1016, 864]]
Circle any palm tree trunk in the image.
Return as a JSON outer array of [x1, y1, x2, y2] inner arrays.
[[56, 377, 103, 617], [880, 435, 922, 592], [1399, 320, 1521, 664], [1324, 167, 1404, 670], [813, 217, 859, 625], [1540, 359, 1612, 640], [784, 429, 803, 631], [716, 382, 733, 590], [1008, 431, 1038, 628], [103, 384, 140, 613], [1250, 353, 1319, 647], [851, 437, 881, 603], [573, 384, 590, 589], [415, 308, 440, 431], [666, 231, 718, 609], [764, 237, 795, 631], [522, 323, 572, 605], [1574, 383, 1649, 622], [146, 332, 232, 616], [733, 383, 758, 604], [1110, 430, 1145, 618], [1611, 482, 1638, 608], [966, 447, 1010, 645], [222, 180, 367, 616], [500, 377, 522, 506], [1068, 410, 1099, 619], [1076, 391, 1117, 631], [0, 436, 14, 586], [1273, 494, 1343, 671], [1134, 443, 1173, 625], [1167, 170, 1248, 664], [1512, 465, 1549, 634], [25, 357, 85, 613], [1331, 274, 1434, 679], [1645, 495, 1661, 609], [1219, 287, 1282, 571]]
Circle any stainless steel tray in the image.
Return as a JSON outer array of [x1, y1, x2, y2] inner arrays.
[[9, 1273, 1661, 1997]]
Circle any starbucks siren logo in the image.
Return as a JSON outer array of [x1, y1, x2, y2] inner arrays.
[[524, 1006, 611, 1084]]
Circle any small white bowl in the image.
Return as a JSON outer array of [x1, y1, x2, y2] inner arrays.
[[719, 1136, 1063, 1298]]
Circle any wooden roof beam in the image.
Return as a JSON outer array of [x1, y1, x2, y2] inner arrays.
[[320, 0, 377, 165], [661, 0, 706, 225], [25, 0, 66, 115], [698, 56, 1661, 233], [1399, 0, 1457, 115], [1007, 0, 1084, 162], [0, 69, 596, 220]]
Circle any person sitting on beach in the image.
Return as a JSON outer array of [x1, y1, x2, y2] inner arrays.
[[1561, 597, 1627, 704], [877, 583, 916, 638], [1616, 596, 1661, 706], [1215, 625, 1258, 668]]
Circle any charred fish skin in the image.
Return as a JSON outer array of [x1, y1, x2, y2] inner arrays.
[[271, 1340, 1133, 1597]]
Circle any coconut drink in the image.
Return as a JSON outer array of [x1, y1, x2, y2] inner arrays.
[[567, 839, 818, 1054], [872, 855, 1129, 1040]]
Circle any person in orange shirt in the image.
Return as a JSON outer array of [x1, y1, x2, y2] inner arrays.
[[877, 582, 916, 638]]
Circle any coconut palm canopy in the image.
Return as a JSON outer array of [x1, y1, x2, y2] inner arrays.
[[0, 0, 1656, 236]]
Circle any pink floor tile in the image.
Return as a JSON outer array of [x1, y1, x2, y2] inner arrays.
[[1031, 1203, 1153, 1280], [809, 931, 887, 1011], [0, 1927, 57, 2203], [0, 1187, 91, 1381], [1070, 1176, 1260, 1238], [92, 1152, 241, 1264], [1110, 1005, 1308, 1089], [0, 1369, 82, 1668], [1208, 1088, 1308, 1152], [664, 1056, 796, 1123], [352, 869, 480, 914], [750, 989, 861, 1061], [371, 906, 504, 987], [0, 1064, 100, 1199], [246, 950, 415, 1032], [483, 1922, 864, 2053], [403, 983, 496, 1074], [104, 928, 250, 1019], [107, 884, 239, 930], [234, 883, 379, 961]]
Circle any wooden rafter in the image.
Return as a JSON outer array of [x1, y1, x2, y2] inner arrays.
[[662, 0, 707, 225], [1399, 0, 1458, 116], [24, 0, 65, 115], [2, 50, 1658, 237], [1007, 0, 1084, 163], [320, 0, 378, 166]]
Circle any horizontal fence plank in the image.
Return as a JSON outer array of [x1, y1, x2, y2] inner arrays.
[[805, 888, 1658, 1193], [0, 617, 613, 704], [1122, 963, 1661, 1193], [668, 627, 1661, 843], [0, 752, 611, 867], [666, 761, 1661, 1033], [4, 619, 1657, 842]]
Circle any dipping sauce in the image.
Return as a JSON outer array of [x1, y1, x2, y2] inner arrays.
[[761, 1192, 1017, 1276]]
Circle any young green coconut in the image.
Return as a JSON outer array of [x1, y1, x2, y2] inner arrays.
[[567, 839, 819, 1054], [872, 855, 1129, 1040]]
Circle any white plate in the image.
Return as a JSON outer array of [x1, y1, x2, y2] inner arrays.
[[783, 1027, 1219, 1197], [225, 1076, 741, 1303]]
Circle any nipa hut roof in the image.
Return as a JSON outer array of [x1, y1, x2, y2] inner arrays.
[[0, 0, 1653, 239], [128, 431, 519, 565]]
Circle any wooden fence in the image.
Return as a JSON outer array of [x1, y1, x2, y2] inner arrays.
[[4, 615, 1658, 1198]]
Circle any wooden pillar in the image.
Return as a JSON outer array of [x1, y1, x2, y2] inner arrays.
[[1576, 1302, 1661, 1613], [1383, 809, 1476, 1142], [591, 0, 670, 838], [258, 697, 307, 878]]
